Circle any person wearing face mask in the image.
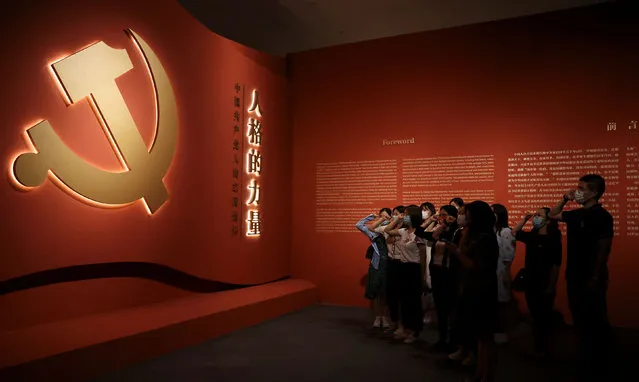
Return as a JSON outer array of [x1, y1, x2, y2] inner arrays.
[[384, 205, 406, 334], [491, 204, 516, 345], [427, 205, 461, 352], [385, 205, 426, 343], [420, 202, 437, 290], [549, 174, 613, 380], [445, 204, 478, 369], [442, 201, 499, 382], [355, 208, 393, 329], [513, 208, 562, 357]]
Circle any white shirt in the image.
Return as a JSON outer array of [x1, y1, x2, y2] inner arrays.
[[431, 241, 447, 266], [395, 228, 423, 263], [496, 227, 516, 303], [373, 224, 389, 239], [425, 242, 433, 288]]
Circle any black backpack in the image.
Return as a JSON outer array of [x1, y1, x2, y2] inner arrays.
[[365, 245, 374, 260]]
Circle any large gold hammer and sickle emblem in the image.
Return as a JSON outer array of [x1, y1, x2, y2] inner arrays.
[[11, 29, 177, 214]]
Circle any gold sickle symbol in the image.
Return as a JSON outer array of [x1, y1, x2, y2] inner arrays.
[[11, 29, 178, 214]]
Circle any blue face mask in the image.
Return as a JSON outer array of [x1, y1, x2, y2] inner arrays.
[[403, 216, 411, 226], [381, 220, 390, 226], [532, 216, 546, 229]]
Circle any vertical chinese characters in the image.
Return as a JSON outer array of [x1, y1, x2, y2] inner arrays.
[[246, 89, 263, 236], [231, 83, 243, 237], [627, 146, 639, 236]]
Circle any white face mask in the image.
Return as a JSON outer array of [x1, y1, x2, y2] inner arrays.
[[574, 190, 590, 204], [422, 210, 430, 220]]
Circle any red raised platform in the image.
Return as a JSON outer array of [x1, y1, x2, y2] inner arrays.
[[0, 278, 317, 381]]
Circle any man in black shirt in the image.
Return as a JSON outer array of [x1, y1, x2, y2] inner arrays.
[[549, 174, 613, 379]]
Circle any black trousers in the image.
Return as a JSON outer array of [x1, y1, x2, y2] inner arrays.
[[524, 288, 555, 351], [386, 259, 401, 323], [431, 265, 456, 344], [398, 261, 423, 333], [567, 281, 612, 379], [453, 293, 477, 352]]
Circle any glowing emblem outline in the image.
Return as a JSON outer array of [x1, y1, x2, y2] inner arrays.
[[10, 29, 178, 214]]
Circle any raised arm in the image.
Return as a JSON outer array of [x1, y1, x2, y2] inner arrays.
[[369, 216, 388, 231], [384, 215, 403, 236], [421, 214, 438, 229], [425, 221, 438, 232], [513, 212, 533, 235], [355, 214, 377, 241], [414, 225, 435, 241], [549, 190, 574, 221]]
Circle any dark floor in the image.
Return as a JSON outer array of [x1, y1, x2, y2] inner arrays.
[[92, 305, 636, 382]]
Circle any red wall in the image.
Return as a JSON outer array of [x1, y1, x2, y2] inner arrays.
[[289, 4, 639, 328], [0, 0, 290, 331]]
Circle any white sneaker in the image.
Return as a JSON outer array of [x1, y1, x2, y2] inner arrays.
[[372, 317, 381, 328], [393, 328, 406, 339], [381, 317, 391, 328]]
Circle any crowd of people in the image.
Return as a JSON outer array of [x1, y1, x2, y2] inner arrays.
[[355, 174, 614, 382]]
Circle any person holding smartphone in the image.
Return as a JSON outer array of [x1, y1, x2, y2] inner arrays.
[[549, 174, 613, 379], [513, 208, 562, 357]]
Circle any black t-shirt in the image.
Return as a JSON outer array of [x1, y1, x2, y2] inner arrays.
[[414, 226, 433, 241], [515, 230, 562, 290], [562, 204, 614, 282], [424, 224, 460, 269], [452, 228, 463, 245], [464, 232, 499, 300]]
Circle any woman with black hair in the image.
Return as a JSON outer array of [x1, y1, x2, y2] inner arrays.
[[450, 197, 465, 211], [385, 205, 425, 343], [384, 205, 406, 334], [491, 204, 515, 305], [446, 204, 477, 368], [491, 204, 516, 344], [420, 202, 437, 290], [356, 207, 393, 328], [513, 207, 562, 356], [429, 205, 460, 352], [444, 200, 499, 382]]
